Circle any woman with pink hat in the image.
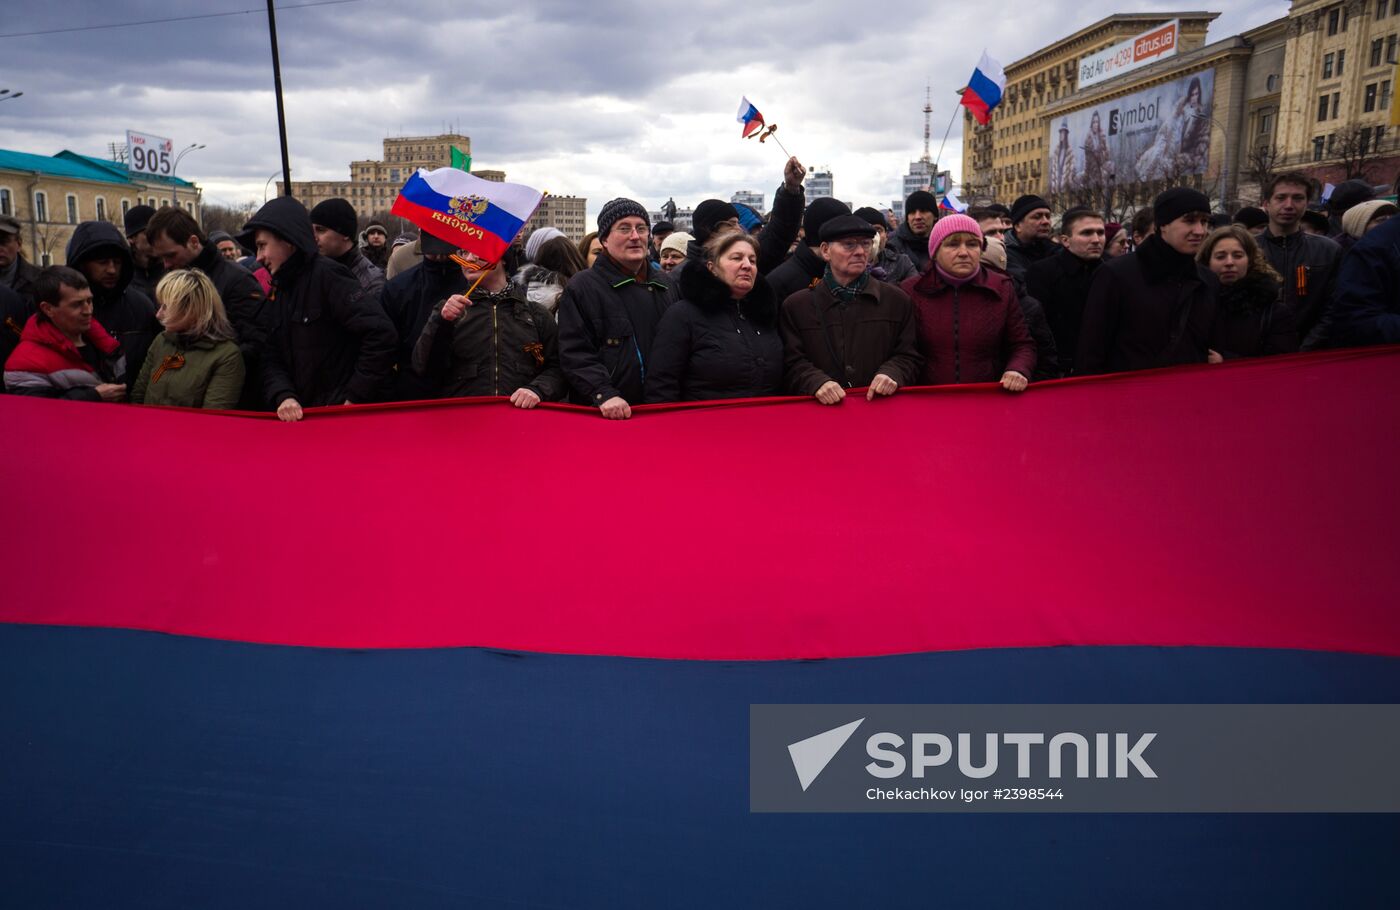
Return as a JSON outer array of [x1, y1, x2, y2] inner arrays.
[[900, 214, 1036, 392]]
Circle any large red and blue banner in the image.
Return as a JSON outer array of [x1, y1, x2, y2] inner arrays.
[[3, 348, 1398, 905]]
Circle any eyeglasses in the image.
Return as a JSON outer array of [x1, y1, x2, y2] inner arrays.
[[611, 224, 650, 237], [833, 239, 871, 252]]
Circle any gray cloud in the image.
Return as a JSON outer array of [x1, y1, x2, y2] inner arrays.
[[1, 0, 1289, 220]]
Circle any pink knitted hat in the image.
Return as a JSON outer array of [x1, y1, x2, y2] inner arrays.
[[926, 213, 984, 258]]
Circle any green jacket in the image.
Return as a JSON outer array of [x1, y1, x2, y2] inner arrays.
[[131, 333, 245, 409]]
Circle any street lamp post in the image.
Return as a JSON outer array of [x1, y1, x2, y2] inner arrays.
[[264, 171, 283, 202], [0, 88, 23, 102], [171, 143, 206, 209]]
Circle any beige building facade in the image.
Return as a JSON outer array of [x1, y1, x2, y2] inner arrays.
[[0, 148, 201, 266], [963, 13, 1218, 204]]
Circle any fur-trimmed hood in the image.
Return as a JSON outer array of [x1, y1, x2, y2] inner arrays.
[[1217, 268, 1281, 317], [676, 259, 776, 326]]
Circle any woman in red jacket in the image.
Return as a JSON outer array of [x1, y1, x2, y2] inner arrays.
[[901, 214, 1036, 392]]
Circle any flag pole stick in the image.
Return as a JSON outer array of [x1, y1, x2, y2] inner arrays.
[[932, 103, 961, 177]]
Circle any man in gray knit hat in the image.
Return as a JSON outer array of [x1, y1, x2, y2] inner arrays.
[[557, 198, 674, 418]]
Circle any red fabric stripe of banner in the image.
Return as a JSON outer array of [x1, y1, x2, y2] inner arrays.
[[390, 194, 510, 261], [2, 348, 1398, 659]]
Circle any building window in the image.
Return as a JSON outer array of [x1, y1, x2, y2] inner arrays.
[[1384, 79, 1394, 109], [40, 252, 52, 266], [1326, 132, 1337, 154], [1373, 39, 1384, 67], [1337, 49, 1346, 75], [148, 197, 156, 208], [1389, 34, 1399, 63], [1366, 82, 1379, 111], [185, 202, 193, 213], [1324, 53, 1334, 78], [34, 191, 48, 222], [66, 194, 78, 224], [121, 198, 130, 218], [1312, 136, 1325, 161], [1318, 94, 1331, 120], [95, 197, 106, 222], [1333, 91, 1342, 118], [1360, 126, 1373, 154], [1380, 0, 1388, 18], [0, 187, 10, 216], [1328, 8, 1340, 34]]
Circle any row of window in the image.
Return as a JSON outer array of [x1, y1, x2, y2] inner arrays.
[[1318, 78, 1394, 120], [1311, 124, 1388, 160], [0, 188, 193, 223]]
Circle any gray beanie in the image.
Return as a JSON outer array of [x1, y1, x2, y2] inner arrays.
[[597, 198, 649, 239]]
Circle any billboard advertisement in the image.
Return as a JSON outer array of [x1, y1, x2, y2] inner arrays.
[[1047, 68, 1214, 194], [1078, 20, 1180, 90]]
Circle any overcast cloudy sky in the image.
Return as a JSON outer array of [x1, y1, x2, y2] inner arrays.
[[2, 0, 1287, 223]]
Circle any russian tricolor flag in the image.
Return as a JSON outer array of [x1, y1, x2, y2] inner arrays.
[[391, 167, 543, 262], [941, 190, 967, 213], [737, 96, 765, 138], [960, 51, 1006, 125]]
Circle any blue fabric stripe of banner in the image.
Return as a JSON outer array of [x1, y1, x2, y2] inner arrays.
[[399, 174, 526, 245], [968, 69, 1003, 107]]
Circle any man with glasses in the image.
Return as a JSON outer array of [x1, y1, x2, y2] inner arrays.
[[557, 198, 674, 419], [779, 214, 922, 405]]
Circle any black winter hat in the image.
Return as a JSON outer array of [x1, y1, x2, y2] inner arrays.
[[802, 197, 851, 247], [1010, 194, 1051, 225], [309, 198, 358, 240], [853, 207, 887, 229], [124, 204, 157, 238], [652, 220, 675, 234], [819, 214, 878, 243], [691, 200, 741, 241], [1300, 207, 1331, 234], [904, 190, 937, 215], [1152, 187, 1211, 228], [1232, 206, 1268, 229], [1327, 179, 1377, 214], [597, 198, 649, 239], [421, 232, 459, 255]]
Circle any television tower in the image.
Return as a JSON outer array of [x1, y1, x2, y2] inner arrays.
[[921, 83, 933, 164]]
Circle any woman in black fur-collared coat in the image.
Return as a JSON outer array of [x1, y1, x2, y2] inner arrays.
[[645, 233, 783, 402], [1198, 225, 1299, 358]]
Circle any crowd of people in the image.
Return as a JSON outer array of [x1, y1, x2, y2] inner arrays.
[[2, 161, 1397, 420]]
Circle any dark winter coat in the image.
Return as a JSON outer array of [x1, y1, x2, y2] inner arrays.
[[3, 256, 42, 301], [887, 221, 931, 273], [1213, 270, 1298, 358], [191, 242, 269, 357], [335, 246, 386, 299], [1258, 228, 1341, 348], [128, 260, 165, 302], [766, 242, 826, 307], [903, 265, 1037, 385], [3, 315, 123, 399], [240, 196, 397, 408], [556, 253, 673, 406], [1077, 233, 1221, 375], [131, 333, 245, 409], [380, 258, 471, 402], [1019, 293, 1061, 381], [1326, 214, 1400, 347], [1025, 246, 1103, 375], [645, 262, 783, 402], [411, 284, 566, 401], [1, 282, 34, 376], [779, 275, 923, 396], [362, 243, 390, 271], [1004, 229, 1057, 284], [64, 221, 159, 384], [871, 243, 918, 285]]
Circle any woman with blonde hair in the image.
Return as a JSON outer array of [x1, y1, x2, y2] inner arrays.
[[1197, 225, 1298, 357], [131, 269, 246, 408]]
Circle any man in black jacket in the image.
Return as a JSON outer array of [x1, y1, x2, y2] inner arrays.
[[310, 198, 385, 298], [123, 205, 165, 300], [557, 198, 673, 419], [238, 196, 397, 421], [64, 221, 160, 384], [1025, 207, 1105, 375], [1258, 172, 1342, 348], [1004, 194, 1057, 283], [146, 207, 271, 406], [766, 198, 851, 305], [411, 252, 564, 405], [887, 190, 938, 273], [0, 216, 42, 302], [1077, 188, 1220, 375], [380, 231, 471, 402], [682, 156, 807, 276]]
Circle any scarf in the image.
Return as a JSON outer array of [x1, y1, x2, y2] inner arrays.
[[822, 265, 868, 303]]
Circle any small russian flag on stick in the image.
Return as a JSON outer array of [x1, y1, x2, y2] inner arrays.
[[736, 96, 794, 158]]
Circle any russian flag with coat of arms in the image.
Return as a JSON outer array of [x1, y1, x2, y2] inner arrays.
[[391, 167, 543, 262]]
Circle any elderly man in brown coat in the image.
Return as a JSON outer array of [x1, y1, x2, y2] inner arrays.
[[778, 214, 923, 404]]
